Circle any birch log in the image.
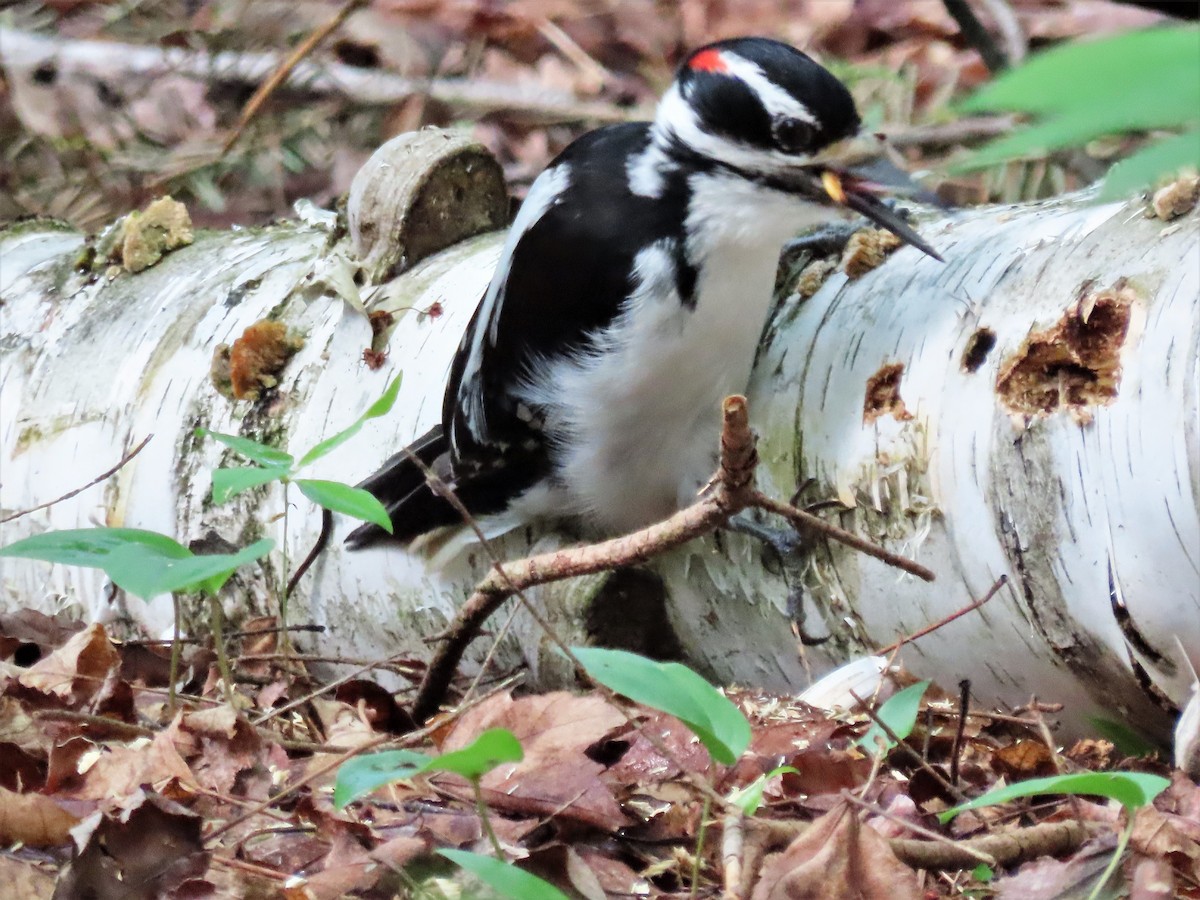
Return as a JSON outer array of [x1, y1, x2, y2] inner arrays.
[[0, 138, 1196, 740]]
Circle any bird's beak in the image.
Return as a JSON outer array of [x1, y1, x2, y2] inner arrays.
[[809, 135, 944, 262]]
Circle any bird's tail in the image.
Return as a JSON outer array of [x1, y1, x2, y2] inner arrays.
[[345, 425, 463, 548]]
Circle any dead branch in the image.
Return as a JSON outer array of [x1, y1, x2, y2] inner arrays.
[[891, 820, 1089, 870], [223, 0, 370, 155], [1, 27, 641, 125]]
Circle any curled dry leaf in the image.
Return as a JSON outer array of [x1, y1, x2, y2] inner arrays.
[[18, 623, 119, 706], [751, 799, 921, 900]]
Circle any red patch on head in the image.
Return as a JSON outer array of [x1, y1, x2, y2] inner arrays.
[[689, 48, 728, 73]]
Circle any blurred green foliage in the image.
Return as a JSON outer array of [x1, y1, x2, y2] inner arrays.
[[958, 25, 1199, 198]]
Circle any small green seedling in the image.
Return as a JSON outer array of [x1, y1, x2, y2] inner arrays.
[[199, 373, 403, 533], [940, 771, 1170, 900], [437, 849, 569, 900], [336, 728, 523, 858], [571, 646, 751, 766], [0, 527, 272, 600], [954, 25, 1199, 198], [334, 727, 523, 808], [857, 680, 930, 754], [727, 766, 799, 816]]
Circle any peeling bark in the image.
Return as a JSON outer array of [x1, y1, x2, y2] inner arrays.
[[1, 144, 1197, 740]]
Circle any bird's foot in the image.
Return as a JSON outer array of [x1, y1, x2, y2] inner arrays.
[[726, 514, 831, 645]]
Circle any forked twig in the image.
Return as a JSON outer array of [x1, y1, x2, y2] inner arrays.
[[411, 395, 935, 723]]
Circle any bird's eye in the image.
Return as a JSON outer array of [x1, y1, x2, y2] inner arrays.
[[772, 117, 816, 153]]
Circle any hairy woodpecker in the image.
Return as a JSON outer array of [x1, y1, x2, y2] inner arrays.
[[348, 36, 940, 549]]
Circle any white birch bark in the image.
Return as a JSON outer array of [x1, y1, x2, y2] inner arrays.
[[0, 155, 1196, 739]]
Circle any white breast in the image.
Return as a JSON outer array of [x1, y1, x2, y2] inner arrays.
[[517, 173, 843, 533]]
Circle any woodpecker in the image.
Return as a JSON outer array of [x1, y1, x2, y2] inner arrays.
[[348, 36, 940, 549]]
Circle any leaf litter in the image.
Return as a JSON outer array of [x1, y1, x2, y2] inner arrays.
[[0, 611, 1195, 898]]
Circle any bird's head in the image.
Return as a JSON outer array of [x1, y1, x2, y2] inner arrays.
[[655, 37, 941, 260]]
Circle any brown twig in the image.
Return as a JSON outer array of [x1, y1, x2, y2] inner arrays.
[[882, 116, 1018, 150], [891, 820, 1089, 870], [749, 813, 1088, 873], [204, 678, 514, 846], [34, 709, 155, 740], [750, 492, 935, 581], [841, 791, 996, 866], [251, 650, 417, 726], [221, 0, 369, 157], [951, 679, 971, 786], [942, 0, 1009, 73], [286, 509, 332, 598], [849, 688, 968, 804], [876, 575, 1006, 655], [410, 396, 758, 723], [0, 434, 152, 524], [410, 395, 935, 723]]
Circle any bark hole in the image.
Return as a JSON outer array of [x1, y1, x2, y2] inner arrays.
[[995, 282, 1135, 423], [863, 363, 913, 424], [961, 327, 996, 372]]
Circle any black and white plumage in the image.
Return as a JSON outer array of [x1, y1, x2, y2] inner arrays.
[[348, 36, 940, 548]]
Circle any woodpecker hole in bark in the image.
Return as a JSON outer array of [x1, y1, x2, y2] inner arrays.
[[863, 362, 914, 424], [995, 282, 1135, 424], [961, 327, 997, 373]]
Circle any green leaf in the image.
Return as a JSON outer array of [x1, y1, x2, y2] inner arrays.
[[296, 373, 402, 467], [1101, 130, 1200, 200], [438, 849, 570, 900], [424, 728, 524, 781], [211, 465, 290, 504], [956, 26, 1200, 176], [939, 771, 1171, 823], [858, 680, 930, 753], [971, 864, 994, 883], [334, 729, 523, 808], [104, 538, 274, 598], [0, 529, 272, 599], [727, 766, 798, 816], [196, 429, 293, 467], [334, 749, 435, 808], [0, 528, 187, 567], [572, 647, 751, 766], [960, 26, 1200, 118], [295, 479, 393, 533], [954, 98, 1199, 172]]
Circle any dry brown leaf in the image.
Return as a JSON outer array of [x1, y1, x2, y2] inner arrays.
[[55, 790, 209, 900], [0, 784, 81, 847], [68, 727, 196, 803], [0, 854, 58, 899], [994, 837, 1116, 900], [442, 691, 630, 830], [993, 739, 1057, 778], [751, 800, 922, 900], [1132, 804, 1200, 884], [18, 623, 119, 705]]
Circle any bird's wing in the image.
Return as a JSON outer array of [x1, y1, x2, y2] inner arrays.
[[444, 122, 695, 463], [350, 122, 695, 547]]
